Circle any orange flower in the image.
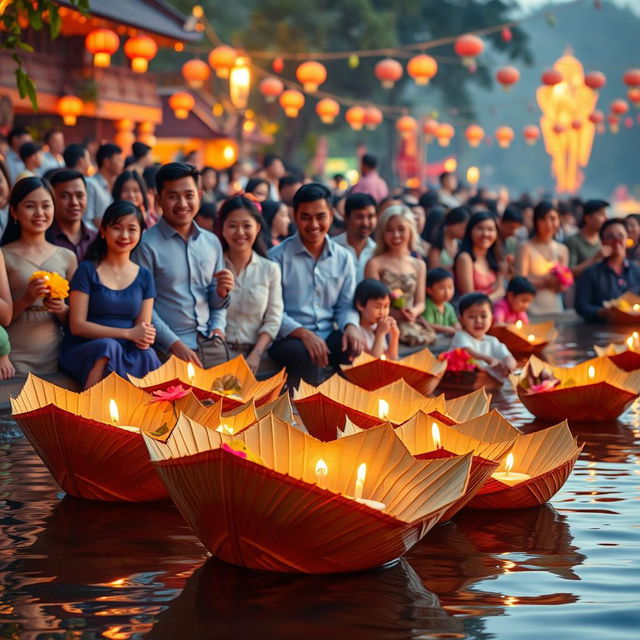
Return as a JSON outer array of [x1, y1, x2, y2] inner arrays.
[[30, 271, 70, 299]]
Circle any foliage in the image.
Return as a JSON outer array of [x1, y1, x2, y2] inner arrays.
[[0, 0, 90, 109]]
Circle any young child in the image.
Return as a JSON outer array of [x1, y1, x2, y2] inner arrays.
[[422, 267, 460, 336], [451, 292, 516, 377], [493, 276, 536, 325], [354, 278, 400, 359]]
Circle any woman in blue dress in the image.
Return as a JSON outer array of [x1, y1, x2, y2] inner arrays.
[[60, 200, 160, 388]]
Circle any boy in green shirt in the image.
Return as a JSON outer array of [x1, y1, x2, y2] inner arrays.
[[422, 268, 460, 336]]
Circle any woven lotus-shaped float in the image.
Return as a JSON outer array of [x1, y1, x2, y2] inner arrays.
[[603, 291, 640, 325], [10, 373, 228, 501], [144, 415, 471, 573], [293, 376, 452, 441], [488, 321, 557, 355], [594, 335, 640, 372], [468, 421, 583, 509], [340, 349, 446, 395], [128, 355, 286, 411], [393, 411, 514, 521], [512, 355, 640, 422], [444, 388, 492, 423]]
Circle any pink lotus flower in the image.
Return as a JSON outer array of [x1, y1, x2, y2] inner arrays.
[[550, 264, 574, 290], [150, 385, 191, 403], [526, 379, 561, 394], [221, 443, 248, 459], [389, 288, 406, 310], [438, 348, 477, 372]]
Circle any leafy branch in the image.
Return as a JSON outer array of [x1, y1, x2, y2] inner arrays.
[[0, 0, 90, 110]]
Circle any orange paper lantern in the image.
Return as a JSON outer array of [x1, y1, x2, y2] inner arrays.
[[56, 95, 83, 126], [169, 91, 195, 119], [316, 98, 340, 124], [435, 122, 454, 147], [611, 99, 629, 115], [375, 58, 403, 89], [396, 115, 417, 137], [85, 28, 120, 67], [454, 34, 484, 68], [552, 123, 566, 135], [208, 45, 237, 78], [259, 76, 284, 103], [363, 106, 383, 130], [584, 70, 606, 91], [124, 34, 157, 73], [407, 54, 438, 85], [296, 60, 327, 92], [523, 124, 540, 145], [464, 124, 484, 147], [279, 89, 305, 117], [627, 88, 640, 107], [182, 59, 211, 89], [623, 68, 640, 87], [541, 68, 563, 86], [345, 105, 366, 130], [588, 110, 604, 125], [422, 117, 439, 140], [495, 66, 520, 90]]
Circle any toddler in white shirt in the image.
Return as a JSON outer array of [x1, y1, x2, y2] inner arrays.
[[451, 293, 516, 377]]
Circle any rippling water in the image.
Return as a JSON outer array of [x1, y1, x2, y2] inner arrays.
[[1, 322, 639, 639]]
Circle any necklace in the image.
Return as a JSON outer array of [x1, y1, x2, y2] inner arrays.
[[104, 262, 130, 281]]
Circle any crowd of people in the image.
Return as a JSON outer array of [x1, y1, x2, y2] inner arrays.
[[0, 126, 639, 388]]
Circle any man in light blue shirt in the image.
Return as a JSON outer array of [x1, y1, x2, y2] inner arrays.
[[268, 183, 365, 387], [85, 143, 123, 229], [332, 192, 377, 283], [5, 127, 31, 184], [134, 162, 234, 367]]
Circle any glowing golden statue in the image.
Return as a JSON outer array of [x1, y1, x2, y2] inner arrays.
[[536, 52, 598, 193]]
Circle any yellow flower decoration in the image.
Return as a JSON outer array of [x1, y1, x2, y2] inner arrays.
[[30, 271, 70, 299]]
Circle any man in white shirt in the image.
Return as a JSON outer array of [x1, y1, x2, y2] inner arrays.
[[332, 192, 377, 283]]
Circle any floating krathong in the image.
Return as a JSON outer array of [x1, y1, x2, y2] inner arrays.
[[512, 355, 640, 421], [488, 321, 557, 354], [340, 349, 446, 395], [293, 376, 452, 441], [603, 291, 640, 325], [10, 373, 224, 501], [468, 421, 582, 509], [143, 415, 472, 573], [593, 334, 640, 372], [443, 388, 492, 423], [394, 411, 515, 521], [128, 355, 286, 410], [448, 409, 522, 443]]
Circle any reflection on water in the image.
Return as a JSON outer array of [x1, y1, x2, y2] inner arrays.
[[1, 322, 639, 639]]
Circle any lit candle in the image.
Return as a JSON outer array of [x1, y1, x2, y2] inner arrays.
[[378, 398, 389, 420], [352, 462, 385, 510], [380, 354, 387, 361], [627, 336, 634, 349], [588, 365, 595, 379], [431, 422, 442, 450], [216, 423, 234, 435], [527, 334, 535, 343], [633, 331, 639, 340], [633, 304, 640, 312], [187, 362, 195, 383], [315, 458, 328, 489], [515, 320, 523, 330], [491, 453, 531, 487], [108, 399, 139, 433]]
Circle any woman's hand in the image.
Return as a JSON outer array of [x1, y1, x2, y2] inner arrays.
[[245, 349, 262, 373], [401, 307, 417, 322], [128, 322, 156, 345], [43, 297, 67, 316], [23, 278, 49, 305]]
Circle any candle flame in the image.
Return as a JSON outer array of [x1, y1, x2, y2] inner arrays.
[[633, 304, 640, 311], [431, 422, 441, 449], [357, 462, 367, 484], [187, 362, 195, 382], [380, 354, 387, 361], [588, 365, 595, 379], [633, 331, 639, 340], [627, 336, 634, 349], [505, 452, 514, 475], [315, 458, 328, 478], [109, 399, 119, 425], [216, 423, 234, 435], [515, 320, 523, 329], [527, 334, 535, 343], [378, 398, 389, 420]]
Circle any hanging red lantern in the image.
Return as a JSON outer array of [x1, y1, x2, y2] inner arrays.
[[627, 88, 640, 107], [611, 99, 629, 115], [608, 113, 620, 133], [56, 95, 84, 126], [495, 126, 514, 148], [523, 125, 540, 145], [454, 34, 484, 68], [588, 110, 604, 125], [259, 77, 284, 103], [623, 69, 640, 87], [363, 106, 383, 130], [407, 54, 438, 85], [345, 106, 366, 131], [374, 59, 403, 89], [316, 98, 340, 124], [279, 89, 305, 117], [436, 123, 455, 146], [571, 120, 583, 130], [124, 35, 157, 73], [464, 124, 484, 147], [584, 71, 606, 91], [422, 118, 439, 141], [501, 27, 512, 42], [396, 116, 417, 140], [182, 59, 211, 89], [541, 69, 563, 86], [296, 61, 327, 92], [552, 123, 566, 135], [208, 46, 237, 78], [169, 92, 195, 119], [272, 57, 284, 73], [85, 28, 120, 67], [495, 66, 520, 91]]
